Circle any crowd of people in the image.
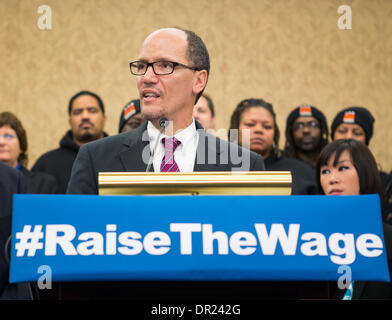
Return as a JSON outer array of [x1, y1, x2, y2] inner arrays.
[[2, 92, 391, 221], [1, 26, 391, 300]]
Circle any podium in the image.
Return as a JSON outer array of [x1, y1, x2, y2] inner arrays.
[[9, 172, 389, 300], [69, 171, 306, 300]]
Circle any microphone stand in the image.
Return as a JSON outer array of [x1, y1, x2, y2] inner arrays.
[[146, 117, 169, 172]]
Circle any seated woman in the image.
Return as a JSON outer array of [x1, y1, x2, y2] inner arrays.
[[0, 112, 57, 194], [229, 98, 317, 195], [316, 139, 392, 299]]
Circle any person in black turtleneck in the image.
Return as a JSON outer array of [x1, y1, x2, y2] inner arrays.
[[229, 98, 317, 195], [32, 91, 108, 194]]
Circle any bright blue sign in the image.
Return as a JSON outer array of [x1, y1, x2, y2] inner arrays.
[[9, 194, 390, 283]]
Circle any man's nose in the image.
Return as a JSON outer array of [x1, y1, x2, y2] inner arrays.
[[81, 109, 90, 119], [142, 65, 158, 83], [344, 131, 353, 139]]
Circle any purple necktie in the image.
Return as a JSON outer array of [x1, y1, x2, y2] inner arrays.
[[160, 137, 181, 172]]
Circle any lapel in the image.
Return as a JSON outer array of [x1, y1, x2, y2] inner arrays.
[[193, 121, 225, 172], [118, 121, 225, 172], [119, 122, 152, 172]]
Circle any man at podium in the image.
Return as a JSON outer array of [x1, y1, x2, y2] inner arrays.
[[67, 28, 265, 195]]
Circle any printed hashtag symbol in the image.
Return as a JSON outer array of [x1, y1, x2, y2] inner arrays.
[[15, 225, 44, 257]]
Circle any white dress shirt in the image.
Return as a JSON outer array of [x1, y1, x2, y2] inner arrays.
[[147, 120, 199, 173]]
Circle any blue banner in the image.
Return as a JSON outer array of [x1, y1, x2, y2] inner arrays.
[[9, 194, 390, 283]]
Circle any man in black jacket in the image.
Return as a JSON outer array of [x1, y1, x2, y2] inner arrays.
[[32, 91, 108, 193]]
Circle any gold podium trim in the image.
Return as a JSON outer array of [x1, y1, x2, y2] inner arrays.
[[98, 171, 292, 196]]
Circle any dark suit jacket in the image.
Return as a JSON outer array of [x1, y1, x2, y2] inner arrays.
[[0, 162, 32, 299], [0, 162, 26, 218], [1, 162, 26, 293], [67, 121, 266, 194], [20, 167, 58, 194]]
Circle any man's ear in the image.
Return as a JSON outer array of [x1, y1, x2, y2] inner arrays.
[[192, 70, 208, 96]]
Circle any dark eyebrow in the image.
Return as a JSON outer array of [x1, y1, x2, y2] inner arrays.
[[334, 159, 352, 166]]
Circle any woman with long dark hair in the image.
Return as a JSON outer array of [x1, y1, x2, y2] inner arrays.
[[316, 139, 392, 299]]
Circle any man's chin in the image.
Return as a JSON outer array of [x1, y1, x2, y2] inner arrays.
[[141, 109, 165, 122], [76, 132, 99, 143]]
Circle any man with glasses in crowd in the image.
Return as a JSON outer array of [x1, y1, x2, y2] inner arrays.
[[66, 27, 265, 195], [284, 104, 329, 168]]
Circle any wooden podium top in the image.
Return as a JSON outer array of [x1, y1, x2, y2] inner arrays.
[[98, 171, 292, 196]]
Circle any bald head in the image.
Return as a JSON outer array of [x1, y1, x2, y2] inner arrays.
[[143, 28, 210, 101], [144, 28, 188, 44]]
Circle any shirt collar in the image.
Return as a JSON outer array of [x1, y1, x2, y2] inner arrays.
[[147, 119, 197, 145]]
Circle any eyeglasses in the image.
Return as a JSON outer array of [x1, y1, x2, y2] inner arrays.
[[292, 120, 320, 131], [129, 60, 197, 75], [0, 133, 17, 140]]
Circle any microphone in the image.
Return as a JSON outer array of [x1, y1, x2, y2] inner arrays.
[[159, 117, 169, 128], [146, 117, 169, 172]]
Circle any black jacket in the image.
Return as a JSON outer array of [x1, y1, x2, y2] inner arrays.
[[32, 130, 108, 194], [20, 166, 58, 194], [0, 163, 31, 300], [264, 152, 318, 195], [352, 222, 392, 299], [380, 171, 392, 224], [0, 162, 26, 219], [31, 130, 79, 194]]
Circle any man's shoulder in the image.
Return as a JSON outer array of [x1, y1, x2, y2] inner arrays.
[[36, 146, 68, 159], [85, 123, 146, 150], [81, 130, 138, 153], [32, 146, 77, 170]]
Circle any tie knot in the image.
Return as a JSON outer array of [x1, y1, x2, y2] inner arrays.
[[161, 137, 181, 153]]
